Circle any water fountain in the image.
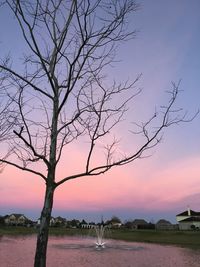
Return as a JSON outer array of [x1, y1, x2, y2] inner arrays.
[[94, 225, 107, 248], [50, 223, 145, 253]]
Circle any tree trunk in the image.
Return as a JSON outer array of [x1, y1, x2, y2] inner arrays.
[[34, 92, 58, 267], [34, 183, 55, 267]]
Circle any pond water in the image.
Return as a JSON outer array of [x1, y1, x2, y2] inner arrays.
[[0, 235, 200, 267]]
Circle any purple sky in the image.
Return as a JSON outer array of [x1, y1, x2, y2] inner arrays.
[[0, 0, 200, 223]]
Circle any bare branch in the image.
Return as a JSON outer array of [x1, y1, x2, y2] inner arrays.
[[56, 81, 193, 186], [0, 158, 46, 181]]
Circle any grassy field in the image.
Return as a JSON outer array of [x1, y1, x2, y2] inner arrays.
[[110, 229, 200, 248], [0, 226, 87, 236], [1, 226, 200, 249]]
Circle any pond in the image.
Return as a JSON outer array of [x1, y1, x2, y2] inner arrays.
[[0, 235, 200, 267]]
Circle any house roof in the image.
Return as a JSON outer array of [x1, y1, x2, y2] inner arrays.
[[176, 210, 200, 216], [55, 216, 66, 221], [132, 219, 148, 225], [156, 219, 171, 225], [179, 217, 200, 223], [10, 214, 26, 219]]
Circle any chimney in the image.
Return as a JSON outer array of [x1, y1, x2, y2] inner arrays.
[[187, 206, 191, 216]]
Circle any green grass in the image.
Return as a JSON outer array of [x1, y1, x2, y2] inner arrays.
[[109, 229, 200, 249], [1, 226, 200, 249], [0, 226, 37, 236], [0, 226, 89, 237]]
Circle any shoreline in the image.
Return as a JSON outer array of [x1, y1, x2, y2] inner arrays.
[[1, 226, 200, 249]]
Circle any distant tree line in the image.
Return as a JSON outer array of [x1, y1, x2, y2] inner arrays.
[[1, 213, 178, 230]]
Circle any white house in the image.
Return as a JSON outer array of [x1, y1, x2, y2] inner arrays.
[[81, 223, 95, 229], [176, 208, 200, 230], [4, 214, 29, 226]]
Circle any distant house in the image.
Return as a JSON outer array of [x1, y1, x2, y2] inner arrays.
[[105, 216, 122, 228], [81, 223, 95, 229], [111, 222, 122, 228], [66, 219, 80, 228], [54, 216, 66, 227], [79, 219, 95, 229], [176, 208, 200, 230], [4, 214, 30, 226], [132, 219, 148, 229], [155, 219, 177, 230]]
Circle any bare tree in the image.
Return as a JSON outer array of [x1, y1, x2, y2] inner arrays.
[[0, 1, 191, 266]]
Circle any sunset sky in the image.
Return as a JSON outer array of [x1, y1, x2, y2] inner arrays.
[[0, 0, 200, 224]]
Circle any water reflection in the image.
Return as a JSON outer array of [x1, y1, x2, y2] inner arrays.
[[0, 235, 200, 267]]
